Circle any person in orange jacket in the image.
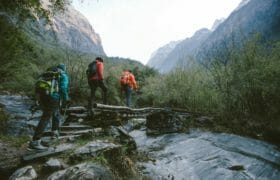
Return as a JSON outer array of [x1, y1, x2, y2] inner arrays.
[[120, 69, 137, 107], [87, 57, 107, 108]]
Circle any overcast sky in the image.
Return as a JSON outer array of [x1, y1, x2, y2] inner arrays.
[[72, 0, 242, 64]]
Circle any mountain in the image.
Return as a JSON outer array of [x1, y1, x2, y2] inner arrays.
[[199, 0, 280, 53], [1, 1, 106, 56], [147, 0, 280, 73], [148, 28, 211, 73], [147, 41, 180, 70], [51, 5, 106, 56], [211, 18, 225, 31]]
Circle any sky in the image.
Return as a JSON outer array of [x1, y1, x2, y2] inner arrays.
[[72, 0, 242, 64]]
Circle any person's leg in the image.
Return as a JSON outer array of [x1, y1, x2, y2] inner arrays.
[[99, 80, 108, 104], [51, 107, 61, 138], [33, 109, 52, 141], [126, 86, 132, 107], [89, 81, 97, 109]]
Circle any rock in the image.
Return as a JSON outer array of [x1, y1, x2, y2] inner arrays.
[[88, 111, 122, 127], [42, 158, 64, 173], [47, 163, 114, 180], [70, 140, 121, 163], [146, 110, 186, 135], [195, 116, 214, 127], [9, 166, 37, 180], [123, 118, 146, 132], [0, 142, 24, 178], [103, 145, 141, 179]]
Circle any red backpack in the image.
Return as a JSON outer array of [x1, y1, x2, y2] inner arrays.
[[120, 71, 130, 86]]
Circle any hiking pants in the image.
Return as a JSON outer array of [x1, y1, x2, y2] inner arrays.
[[89, 80, 107, 107], [33, 106, 60, 141], [125, 86, 132, 107]]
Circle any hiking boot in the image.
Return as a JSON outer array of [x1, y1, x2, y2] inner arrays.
[[29, 140, 48, 150], [51, 130, 59, 139]]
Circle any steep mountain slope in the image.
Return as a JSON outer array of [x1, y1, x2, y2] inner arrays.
[[148, 0, 280, 73], [147, 41, 180, 70], [199, 0, 280, 53], [1, 2, 106, 56], [52, 5, 106, 56], [149, 28, 211, 73]]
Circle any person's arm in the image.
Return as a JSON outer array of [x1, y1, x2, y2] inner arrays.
[[59, 72, 70, 101]]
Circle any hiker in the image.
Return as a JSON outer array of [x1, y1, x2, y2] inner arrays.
[[29, 63, 70, 150], [87, 57, 107, 109], [120, 69, 137, 107]]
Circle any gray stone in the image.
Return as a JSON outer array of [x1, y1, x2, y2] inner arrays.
[[146, 110, 186, 135], [47, 163, 114, 180], [70, 140, 121, 163], [9, 166, 37, 180], [43, 158, 64, 173]]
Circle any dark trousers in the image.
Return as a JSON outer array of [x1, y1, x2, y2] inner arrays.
[[89, 80, 107, 108], [33, 107, 60, 141], [121, 85, 132, 107]]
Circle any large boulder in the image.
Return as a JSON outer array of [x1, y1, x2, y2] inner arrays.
[[146, 110, 187, 135], [9, 166, 37, 180], [0, 142, 24, 178], [70, 140, 121, 163], [47, 163, 114, 180]]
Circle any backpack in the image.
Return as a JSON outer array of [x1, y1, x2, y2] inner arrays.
[[35, 66, 60, 96], [86, 62, 97, 80], [120, 71, 130, 86]]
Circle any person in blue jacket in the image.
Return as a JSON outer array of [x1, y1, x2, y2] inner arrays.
[[29, 63, 70, 150]]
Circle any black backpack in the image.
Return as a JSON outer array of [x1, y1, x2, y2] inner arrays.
[[35, 66, 60, 96], [86, 62, 97, 80]]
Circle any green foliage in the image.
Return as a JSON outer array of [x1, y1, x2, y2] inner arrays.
[[0, 135, 30, 147], [0, 14, 155, 107], [140, 34, 280, 134], [139, 61, 219, 112]]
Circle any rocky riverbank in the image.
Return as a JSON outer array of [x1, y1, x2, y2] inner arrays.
[[0, 95, 279, 179]]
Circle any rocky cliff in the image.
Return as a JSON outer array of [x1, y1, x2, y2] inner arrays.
[[51, 5, 106, 56], [1, 1, 106, 56]]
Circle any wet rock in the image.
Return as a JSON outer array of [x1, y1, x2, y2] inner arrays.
[[0, 142, 24, 178], [103, 145, 141, 179], [0, 106, 8, 134], [146, 110, 186, 135], [42, 158, 65, 173], [106, 126, 137, 153], [195, 116, 214, 127], [130, 129, 280, 180], [9, 166, 37, 180], [123, 118, 146, 132], [47, 163, 114, 180], [0, 95, 41, 136], [70, 140, 121, 162]]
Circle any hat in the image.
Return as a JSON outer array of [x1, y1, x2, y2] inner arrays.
[[57, 63, 66, 71]]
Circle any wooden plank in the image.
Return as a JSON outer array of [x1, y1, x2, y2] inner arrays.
[[23, 144, 74, 162]]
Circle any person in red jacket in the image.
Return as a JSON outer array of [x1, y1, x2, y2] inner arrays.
[[87, 57, 107, 108], [120, 69, 137, 107]]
